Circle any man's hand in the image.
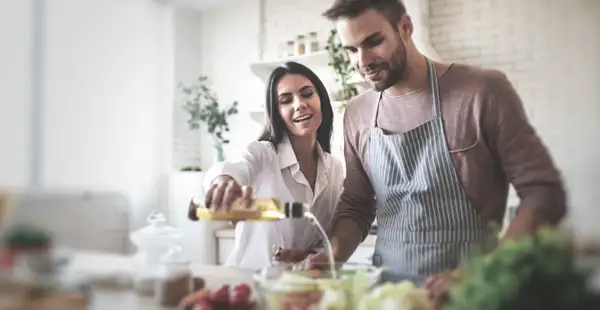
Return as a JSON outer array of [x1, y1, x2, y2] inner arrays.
[[502, 207, 548, 241], [423, 269, 462, 310], [301, 251, 344, 270]]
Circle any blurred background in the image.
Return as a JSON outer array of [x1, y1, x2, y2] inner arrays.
[[0, 0, 599, 266]]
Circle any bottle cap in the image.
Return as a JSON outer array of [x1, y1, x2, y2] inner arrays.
[[284, 202, 307, 218]]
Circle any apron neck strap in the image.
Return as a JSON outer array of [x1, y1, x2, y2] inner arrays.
[[372, 92, 384, 127], [427, 59, 442, 118]]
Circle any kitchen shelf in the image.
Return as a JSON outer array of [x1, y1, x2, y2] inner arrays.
[[249, 50, 330, 81], [248, 51, 371, 124], [249, 51, 369, 88]]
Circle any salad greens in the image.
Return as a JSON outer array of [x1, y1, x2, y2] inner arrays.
[[317, 270, 373, 309], [357, 281, 430, 310], [446, 227, 600, 310], [260, 227, 600, 310], [262, 269, 433, 310]]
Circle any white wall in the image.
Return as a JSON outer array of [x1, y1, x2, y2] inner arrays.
[[0, 0, 31, 187], [197, 0, 264, 168], [0, 0, 176, 228], [428, 0, 600, 236], [173, 8, 204, 170], [43, 0, 176, 227], [195, 0, 600, 237], [262, 0, 333, 61]]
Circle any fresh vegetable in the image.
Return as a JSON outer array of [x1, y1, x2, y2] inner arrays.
[[316, 270, 373, 310], [210, 284, 230, 306], [260, 273, 323, 310], [261, 269, 379, 309], [179, 283, 254, 310], [356, 281, 431, 310], [230, 283, 252, 306], [446, 227, 600, 310]]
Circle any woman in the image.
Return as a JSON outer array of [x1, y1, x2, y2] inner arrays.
[[195, 61, 344, 270]]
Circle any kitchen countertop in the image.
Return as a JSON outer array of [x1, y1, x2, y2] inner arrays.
[[62, 251, 256, 310], [62, 245, 600, 310], [214, 228, 378, 246], [65, 251, 254, 287]]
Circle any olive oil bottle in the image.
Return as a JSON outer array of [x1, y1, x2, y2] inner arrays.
[[188, 198, 309, 222]]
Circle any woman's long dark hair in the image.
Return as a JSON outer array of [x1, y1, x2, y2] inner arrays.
[[257, 61, 334, 153]]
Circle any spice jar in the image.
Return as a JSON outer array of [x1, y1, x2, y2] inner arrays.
[[308, 32, 319, 53], [154, 245, 192, 307], [295, 35, 306, 56], [285, 40, 295, 57]]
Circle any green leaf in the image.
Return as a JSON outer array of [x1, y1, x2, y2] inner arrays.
[[325, 28, 358, 104], [446, 228, 595, 310], [176, 74, 239, 144]]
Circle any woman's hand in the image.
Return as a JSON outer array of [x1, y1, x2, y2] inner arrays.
[[273, 249, 310, 264], [204, 175, 253, 211]]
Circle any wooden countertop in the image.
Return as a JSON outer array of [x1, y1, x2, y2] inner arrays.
[[214, 228, 377, 246]]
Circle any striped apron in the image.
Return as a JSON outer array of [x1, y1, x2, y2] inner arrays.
[[367, 59, 494, 277]]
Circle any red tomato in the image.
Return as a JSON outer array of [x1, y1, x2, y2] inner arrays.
[[230, 283, 252, 307], [209, 284, 230, 304], [193, 300, 213, 310]]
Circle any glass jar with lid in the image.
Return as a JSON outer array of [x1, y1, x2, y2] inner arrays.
[[154, 245, 192, 307], [308, 32, 319, 53], [129, 212, 185, 296], [295, 35, 306, 56], [285, 40, 295, 57]]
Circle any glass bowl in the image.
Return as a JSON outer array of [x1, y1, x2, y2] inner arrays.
[[252, 264, 384, 310], [255, 273, 322, 310]]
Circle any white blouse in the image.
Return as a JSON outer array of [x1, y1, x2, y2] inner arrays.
[[202, 136, 345, 270]]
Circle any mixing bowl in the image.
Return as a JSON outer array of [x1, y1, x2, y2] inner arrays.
[[252, 264, 384, 310]]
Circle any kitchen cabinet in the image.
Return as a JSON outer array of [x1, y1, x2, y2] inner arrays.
[[217, 237, 235, 265], [214, 228, 236, 265], [171, 171, 229, 264]]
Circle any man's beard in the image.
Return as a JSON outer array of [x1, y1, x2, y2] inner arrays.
[[367, 45, 408, 92]]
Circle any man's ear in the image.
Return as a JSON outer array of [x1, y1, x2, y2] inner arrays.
[[398, 14, 413, 39]]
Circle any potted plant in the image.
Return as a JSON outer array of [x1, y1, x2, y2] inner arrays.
[[178, 75, 239, 164], [0, 223, 52, 268], [325, 28, 360, 111]]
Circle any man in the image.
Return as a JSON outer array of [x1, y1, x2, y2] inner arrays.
[[309, 0, 567, 302]]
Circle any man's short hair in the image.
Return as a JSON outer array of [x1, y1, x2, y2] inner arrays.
[[323, 0, 407, 30]]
